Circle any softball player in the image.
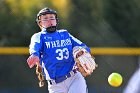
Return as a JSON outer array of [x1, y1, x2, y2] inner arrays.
[[27, 7, 90, 93]]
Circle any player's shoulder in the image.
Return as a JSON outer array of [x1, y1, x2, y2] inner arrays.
[[31, 32, 42, 39], [32, 32, 42, 36]]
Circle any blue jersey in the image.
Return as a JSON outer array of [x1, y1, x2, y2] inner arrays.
[[29, 28, 90, 79]]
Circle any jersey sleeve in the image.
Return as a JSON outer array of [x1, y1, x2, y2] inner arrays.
[[69, 33, 90, 53], [29, 32, 43, 57]]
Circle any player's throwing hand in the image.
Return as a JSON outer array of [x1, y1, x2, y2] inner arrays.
[[27, 55, 40, 68]]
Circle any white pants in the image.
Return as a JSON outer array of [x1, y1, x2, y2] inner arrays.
[[123, 68, 140, 93], [47, 72, 88, 93]]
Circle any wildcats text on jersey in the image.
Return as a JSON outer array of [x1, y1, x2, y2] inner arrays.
[[45, 38, 72, 49]]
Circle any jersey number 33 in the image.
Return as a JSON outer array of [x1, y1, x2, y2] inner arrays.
[[56, 48, 69, 60]]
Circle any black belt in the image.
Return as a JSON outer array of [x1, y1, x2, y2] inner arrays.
[[48, 69, 77, 85]]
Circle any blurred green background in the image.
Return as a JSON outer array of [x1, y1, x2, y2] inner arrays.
[[0, 0, 140, 93]]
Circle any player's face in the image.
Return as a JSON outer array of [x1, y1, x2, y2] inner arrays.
[[39, 14, 57, 28]]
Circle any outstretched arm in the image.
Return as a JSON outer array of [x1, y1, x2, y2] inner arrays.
[[27, 33, 42, 68], [27, 33, 45, 87]]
